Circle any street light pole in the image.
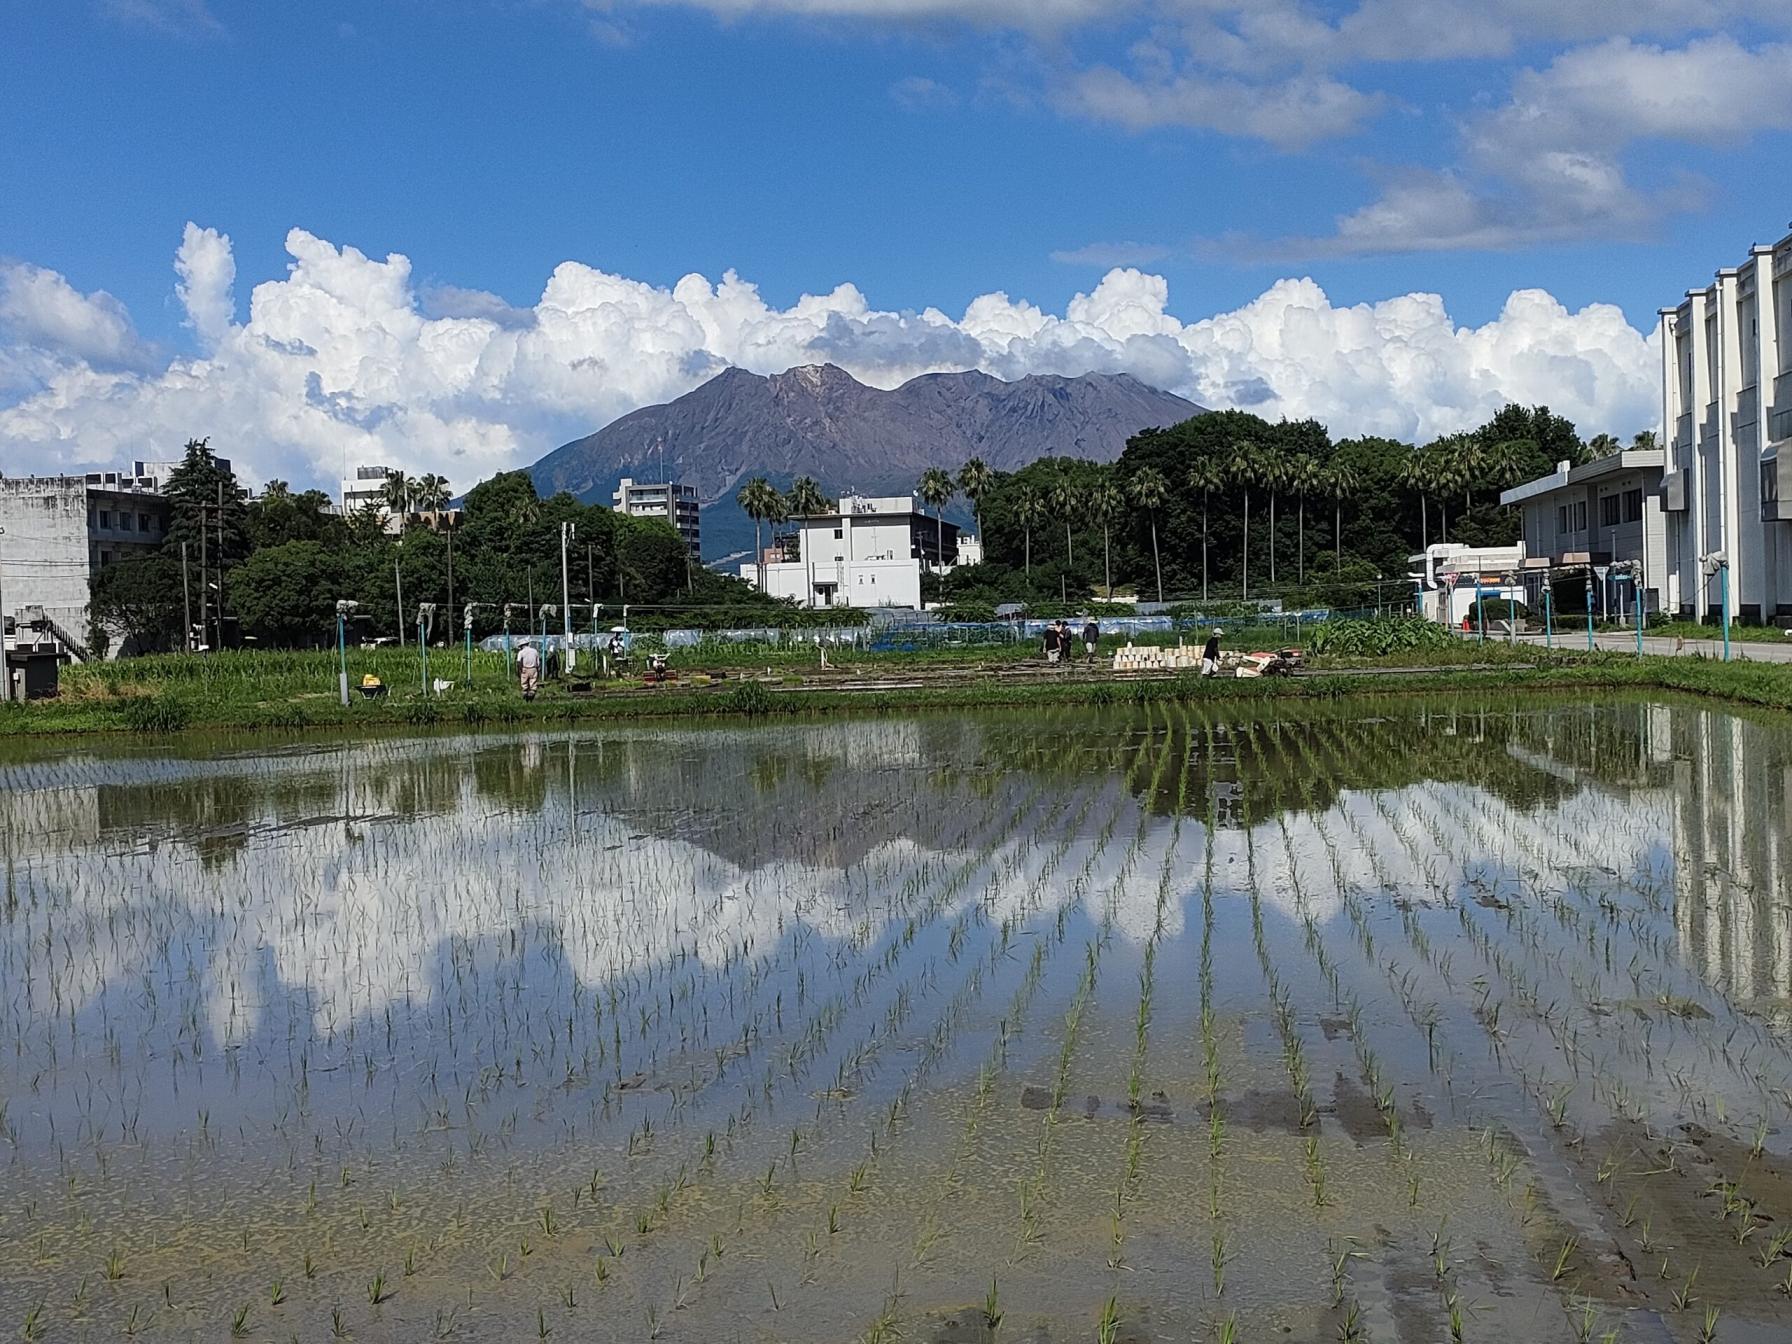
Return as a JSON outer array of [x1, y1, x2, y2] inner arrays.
[[0, 525, 9, 704], [335, 600, 358, 707], [561, 521, 576, 672], [1584, 575, 1594, 651]]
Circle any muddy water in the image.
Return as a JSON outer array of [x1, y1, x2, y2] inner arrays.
[[2, 698, 1791, 1342]]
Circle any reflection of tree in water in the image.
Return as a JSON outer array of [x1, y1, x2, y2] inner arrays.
[[979, 698, 1689, 829]]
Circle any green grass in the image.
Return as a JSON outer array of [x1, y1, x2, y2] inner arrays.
[[8, 641, 1792, 742]]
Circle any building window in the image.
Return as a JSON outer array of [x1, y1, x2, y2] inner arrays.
[[98, 509, 111, 529], [1599, 494, 1621, 528], [1557, 505, 1568, 533], [833, 528, 843, 539], [140, 512, 152, 532], [1622, 488, 1643, 523], [120, 512, 133, 531], [1573, 501, 1587, 532]]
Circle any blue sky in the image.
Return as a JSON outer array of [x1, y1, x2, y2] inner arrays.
[[3, 0, 1791, 491]]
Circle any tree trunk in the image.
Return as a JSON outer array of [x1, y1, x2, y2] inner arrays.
[[1268, 493, 1277, 587], [1420, 495, 1428, 551], [1201, 494, 1210, 600], [1440, 501, 1449, 543], [1242, 490, 1251, 600], [1024, 528, 1031, 576], [936, 510, 944, 572], [1150, 514, 1162, 603], [1334, 501, 1342, 569], [1102, 526, 1111, 595], [1297, 496, 1305, 586], [1064, 522, 1073, 568], [753, 518, 763, 588]]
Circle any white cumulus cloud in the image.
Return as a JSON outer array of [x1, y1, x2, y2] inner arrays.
[[0, 225, 1658, 493]]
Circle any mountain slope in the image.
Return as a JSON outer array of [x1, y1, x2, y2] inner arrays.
[[530, 364, 1203, 558]]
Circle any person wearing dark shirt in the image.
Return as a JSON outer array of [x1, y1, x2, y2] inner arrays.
[[1201, 627, 1223, 676], [1082, 618, 1099, 657]]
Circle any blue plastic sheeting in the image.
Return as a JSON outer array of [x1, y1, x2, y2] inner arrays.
[[473, 611, 1341, 656]]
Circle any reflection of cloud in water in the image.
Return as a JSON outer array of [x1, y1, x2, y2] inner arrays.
[[0, 730, 1679, 1059]]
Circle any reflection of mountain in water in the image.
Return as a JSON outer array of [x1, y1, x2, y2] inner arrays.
[[2, 700, 1790, 1143]]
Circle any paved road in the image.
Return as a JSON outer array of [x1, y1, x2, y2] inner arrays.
[[1457, 628, 1792, 663]]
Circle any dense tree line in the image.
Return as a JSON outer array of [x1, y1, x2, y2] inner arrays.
[[924, 404, 1653, 609], [93, 440, 761, 651]]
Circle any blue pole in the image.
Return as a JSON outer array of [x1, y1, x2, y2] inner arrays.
[[1543, 583, 1553, 650], [1635, 582, 1643, 657], [1584, 579, 1594, 652], [1721, 566, 1731, 662], [465, 624, 472, 687], [1477, 589, 1485, 645]]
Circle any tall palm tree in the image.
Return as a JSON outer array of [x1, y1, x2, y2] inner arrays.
[[1287, 453, 1321, 587], [382, 469, 412, 516], [1015, 486, 1045, 577], [262, 479, 291, 501], [1396, 447, 1431, 552], [1050, 481, 1080, 568], [957, 458, 995, 544], [1185, 456, 1225, 601], [1323, 461, 1360, 570], [917, 467, 955, 570], [1586, 432, 1620, 461], [736, 476, 782, 583], [1088, 478, 1124, 596], [1257, 443, 1288, 588], [787, 476, 829, 518], [414, 473, 450, 512], [1126, 466, 1169, 603], [1631, 429, 1658, 453], [1225, 438, 1260, 600]]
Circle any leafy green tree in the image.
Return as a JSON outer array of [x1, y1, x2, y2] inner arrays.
[[90, 553, 186, 653], [1087, 477, 1124, 595], [787, 476, 830, 518], [1226, 437, 1261, 599], [1049, 480, 1080, 567], [230, 541, 345, 648], [916, 467, 955, 568], [957, 458, 995, 539], [736, 476, 785, 577], [1015, 485, 1045, 576], [1125, 465, 1169, 602], [1183, 455, 1224, 600], [1323, 461, 1361, 570], [382, 469, 412, 516]]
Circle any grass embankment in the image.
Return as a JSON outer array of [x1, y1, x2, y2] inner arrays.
[[5, 637, 1792, 741]]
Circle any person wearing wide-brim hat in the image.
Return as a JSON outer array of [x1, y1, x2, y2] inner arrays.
[[1201, 626, 1223, 677]]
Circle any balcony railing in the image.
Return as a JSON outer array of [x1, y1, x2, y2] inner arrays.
[[1774, 372, 1792, 445]]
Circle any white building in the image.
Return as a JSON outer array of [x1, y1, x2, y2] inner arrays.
[[1409, 542, 1527, 625], [341, 465, 392, 519], [741, 494, 960, 609], [1658, 227, 1792, 623], [613, 478, 701, 558], [1498, 448, 1669, 618], [0, 473, 170, 656]]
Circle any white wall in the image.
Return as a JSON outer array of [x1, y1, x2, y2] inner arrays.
[[0, 478, 92, 647]]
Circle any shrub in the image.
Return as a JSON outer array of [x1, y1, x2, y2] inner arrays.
[[119, 694, 192, 733], [1307, 616, 1455, 658], [726, 679, 774, 716]]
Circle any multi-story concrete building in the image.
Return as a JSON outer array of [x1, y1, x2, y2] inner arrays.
[[612, 477, 701, 558], [0, 473, 170, 655], [740, 494, 960, 609], [341, 464, 393, 518], [1658, 228, 1792, 622], [1498, 447, 1670, 617]]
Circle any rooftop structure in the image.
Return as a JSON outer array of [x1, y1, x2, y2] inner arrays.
[[613, 477, 701, 558]]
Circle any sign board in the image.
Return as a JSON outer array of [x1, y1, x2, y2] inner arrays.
[[1592, 565, 1610, 582]]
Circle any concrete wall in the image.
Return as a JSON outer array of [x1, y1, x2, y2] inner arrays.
[[0, 477, 92, 647]]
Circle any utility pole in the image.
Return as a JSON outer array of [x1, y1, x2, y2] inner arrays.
[[215, 480, 224, 649], [180, 542, 192, 652], [394, 556, 405, 647], [445, 521, 455, 624], [198, 492, 208, 650], [561, 521, 576, 671]]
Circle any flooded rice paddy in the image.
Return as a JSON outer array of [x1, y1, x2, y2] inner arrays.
[[3, 698, 1792, 1342]]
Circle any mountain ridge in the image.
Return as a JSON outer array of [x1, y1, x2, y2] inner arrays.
[[529, 363, 1204, 559]]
